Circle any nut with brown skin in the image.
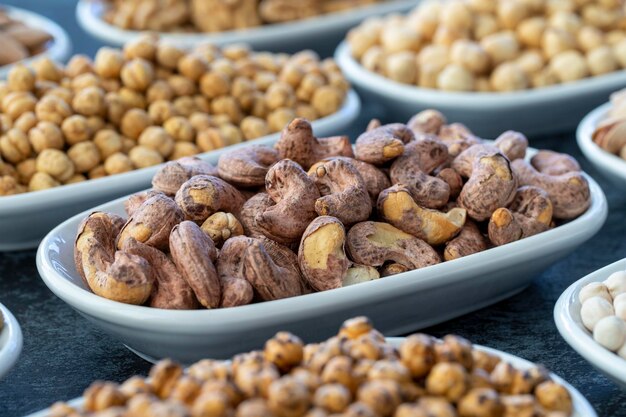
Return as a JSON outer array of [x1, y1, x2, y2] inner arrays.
[[444, 220, 489, 261], [256, 159, 320, 245], [379, 263, 409, 277], [400, 334, 436, 378], [298, 216, 350, 292], [494, 130, 528, 161], [355, 123, 413, 165], [239, 192, 275, 239], [74, 212, 153, 305], [216, 236, 255, 308], [312, 159, 371, 226], [407, 109, 447, 135], [170, 221, 221, 309], [437, 167, 464, 199], [511, 159, 590, 220], [346, 221, 440, 270], [217, 145, 279, 188], [530, 150, 581, 176], [124, 190, 163, 217], [175, 175, 246, 223], [117, 194, 183, 251], [201, 212, 244, 247], [152, 157, 218, 196], [488, 186, 553, 246], [274, 118, 353, 169], [377, 184, 466, 246]]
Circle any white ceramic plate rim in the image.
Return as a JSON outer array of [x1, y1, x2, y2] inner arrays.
[[0, 6, 72, 78], [0, 89, 359, 213], [76, 0, 416, 46], [554, 258, 626, 386], [0, 302, 23, 380], [36, 150, 608, 331], [576, 102, 626, 183], [23, 338, 597, 417], [335, 41, 626, 109]]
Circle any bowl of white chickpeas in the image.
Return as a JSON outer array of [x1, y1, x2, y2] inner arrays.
[[555, 258, 626, 390], [335, 0, 626, 138]]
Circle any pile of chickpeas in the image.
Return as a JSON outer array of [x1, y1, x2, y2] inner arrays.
[[0, 35, 349, 196], [48, 317, 575, 417], [347, 0, 626, 92]]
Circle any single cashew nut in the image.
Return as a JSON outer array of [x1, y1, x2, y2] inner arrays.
[[407, 109, 446, 135], [355, 123, 413, 165], [530, 150, 581, 176], [201, 212, 244, 247], [436, 168, 463, 199], [494, 130, 528, 161], [124, 190, 164, 217], [379, 263, 410, 277], [343, 265, 380, 287], [240, 192, 275, 239], [217, 145, 279, 188], [217, 236, 256, 308], [175, 175, 246, 223], [444, 220, 489, 261], [152, 157, 218, 196]]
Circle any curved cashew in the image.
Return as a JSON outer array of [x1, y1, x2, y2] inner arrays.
[[75, 212, 153, 305], [494, 130, 528, 161], [117, 194, 183, 250], [122, 237, 198, 309], [407, 109, 446, 135], [530, 150, 581, 176], [450, 143, 500, 178], [377, 184, 466, 246], [312, 159, 371, 226], [355, 123, 413, 165], [169, 221, 221, 308], [438, 123, 482, 160], [512, 159, 590, 220], [217, 236, 255, 308], [444, 220, 488, 261], [201, 212, 244, 247], [436, 168, 463, 199], [298, 216, 350, 292], [344, 265, 380, 286], [152, 157, 218, 196], [217, 145, 279, 188], [124, 190, 164, 217], [274, 118, 353, 169], [240, 192, 275, 239], [255, 160, 320, 245], [488, 186, 553, 246], [175, 175, 246, 223], [379, 263, 409, 277], [346, 221, 440, 270], [390, 139, 451, 209]]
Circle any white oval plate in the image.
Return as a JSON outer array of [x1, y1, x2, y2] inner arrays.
[[554, 258, 626, 390], [0, 90, 359, 251], [0, 6, 72, 79], [577, 102, 626, 191], [0, 302, 23, 380], [76, 0, 415, 52], [24, 338, 597, 417], [335, 41, 626, 138], [36, 145, 608, 363]]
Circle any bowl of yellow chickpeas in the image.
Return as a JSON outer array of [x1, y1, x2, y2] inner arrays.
[[335, 0, 626, 138]]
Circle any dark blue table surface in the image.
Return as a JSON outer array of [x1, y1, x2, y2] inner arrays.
[[0, 1, 625, 416]]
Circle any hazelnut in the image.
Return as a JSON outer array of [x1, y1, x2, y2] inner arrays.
[[36, 149, 75, 182], [68, 141, 102, 173], [120, 58, 155, 92], [94, 47, 126, 79], [61, 115, 92, 145], [129, 146, 164, 169]]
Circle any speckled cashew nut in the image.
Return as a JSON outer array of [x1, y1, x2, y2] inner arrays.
[[217, 145, 279, 188], [312, 159, 371, 226], [355, 123, 414, 165], [298, 216, 350, 292], [175, 175, 246, 223], [152, 157, 218, 196], [511, 159, 590, 220], [407, 109, 447, 135], [488, 186, 553, 246], [124, 190, 164, 217], [255, 159, 320, 245], [389, 137, 451, 208], [274, 118, 353, 169], [74, 212, 153, 305], [530, 150, 581, 176], [378, 184, 466, 246], [117, 194, 184, 251], [494, 130, 528, 161], [444, 220, 488, 261], [170, 221, 221, 309], [346, 221, 440, 270], [216, 236, 255, 308], [240, 192, 274, 238], [121, 238, 198, 309]]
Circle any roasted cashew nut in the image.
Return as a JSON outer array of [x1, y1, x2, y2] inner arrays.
[[217, 145, 279, 188], [355, 123, 413, 165], [124, 190, 164, 217], [274, 118, 353, 169], [217, 236, 255, 308], [201, 212, 244, 247], [407, 109, 446, 135], [530, 150, 581, 176], [343, 265, 380, 286], [494, 130, 528, 161], [444, 220, 488, 261], [240, 192, 275, 239], [152, 157, 218, 196], [175, 175, 246, 223]]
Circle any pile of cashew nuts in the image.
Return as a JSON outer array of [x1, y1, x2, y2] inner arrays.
[[74, 110, 592, 309]]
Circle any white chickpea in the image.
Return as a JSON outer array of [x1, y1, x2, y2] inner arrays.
[[586, 46, 618, 76], [577, 26, 605, 53], [550, 51, 589, 82], [473, 14, 499, 40], [437, 64, 475, 91], [497, 0, 529, 30], [614, 294, 626, 321], [613, 39, 626, 68], [542, 28, 576, 59], [604, 271, 626, 299], [549, 11, 582, 34], [381, 26, 421, 53], [418, 45, 449, 71], [579, 282, 612, 304], [490, 62, 529, 92], [347, 27, 381, 60], [517, 17, 547, 48], [450, 40, 490, 74], [433, 26, 469, 47], [481, 31, 520, 65], [440, 1, 473, 32], [385, 52, 418, 84], [516, 50, 545, 75], [593, 316, 626, 352], [581, 296, 615, 331]]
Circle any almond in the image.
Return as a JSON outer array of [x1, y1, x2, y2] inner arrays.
[[0, 33, 28, 66], [6, 26, 52, 50]]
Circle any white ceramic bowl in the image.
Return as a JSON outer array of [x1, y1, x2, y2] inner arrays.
[[577, 102, 626, 191], [0, 303, 23, 380], [335, 41, 626, 138], [0, 90, 359, 251], [24, 338, 598, 417], [554, 258, 626, 390], [76, 0, 415, 54], [0, 6, 72, 79], [36, 146, 608, 363]]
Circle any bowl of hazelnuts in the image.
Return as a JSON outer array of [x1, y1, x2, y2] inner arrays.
[[336, 0, 626, 137]]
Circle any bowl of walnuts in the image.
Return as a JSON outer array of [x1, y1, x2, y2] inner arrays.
[[336, 0, 626, 138]]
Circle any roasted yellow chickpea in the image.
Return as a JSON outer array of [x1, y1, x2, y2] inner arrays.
[[177, 53, 208, 82], [120, 108, 152, 140], [498, 0, 529, 29], [295, 104, 318, 121], [517, 17, 547, 48], [491, 62, 529, 91], [148, 100, 178, 125], [146, 80, 175, 104], [196, 128, 226, 152], [94, 47, 125, 79], [450, 40, 490, 75], [29, 171, 60, 191], [613, 39, 626, 68], [32, 57, 64, 82], [360, 47, 386, 74], [437, 64, 475, 91], [189, 112, 214, 132], [65, 55, 94, 78], [68, 141, 101, 173], [61, 115, 91, 145], [219, 124, 243, 146], [384, 52, 417, 84], [16, 158, 36, 184], [168, 75, 197, 97], [418, 45, 450, 72], [516, 50, 545, 75], [70, 73, 101, 92], [106, 92, 128, 126], [104, 152, 134, 175], [169, 142, 199, 161], [2, 91, 37, 120], [481, 31, 520, 65], [425, 362, 469, 402], [581, 4, 618, 29], [36, 149, 75, 182], [118, 87, 146, 109], [535, 381, 572, 414], [93, 129, 123, 159], [72, 86, 106, 117], [0, 128, 31, 163], [531, 67, 559, 88], [458, 388, 504, 417], [381, 26, 422, 54], [129, 146, 164, 169], [550, 50, 589, 82], [311, 86, 344, 117], [123, 35, 158, 61], [542, 28, 576, 59], [120, 58, 155, 92], [433, 26, 469, 47], [587, 46, 618, 76], [473, 14, 499, 41], [7, 65, 36, 92], [64, 174, 86, 185], [162, 116, 195, 143], [265, 82, 296, 111], [314, 384, 351, 414], [240, 116, 270, 140], [138, 126, 175, 158], [550, 11, 582, 34], [199, 71, 231, 99], [156, 43, 185, 69], [88, 164, 106, 179], [35, 95, 72, 125], [440, 1, 473, 32], [29, 121, 64, 153]]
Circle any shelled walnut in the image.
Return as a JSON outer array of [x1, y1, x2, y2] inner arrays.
[[74, 113, 591, 310], [0, 35, 349, 196]]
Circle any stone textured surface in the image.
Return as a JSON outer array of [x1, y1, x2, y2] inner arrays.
[[0, 1, 625, 416]]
